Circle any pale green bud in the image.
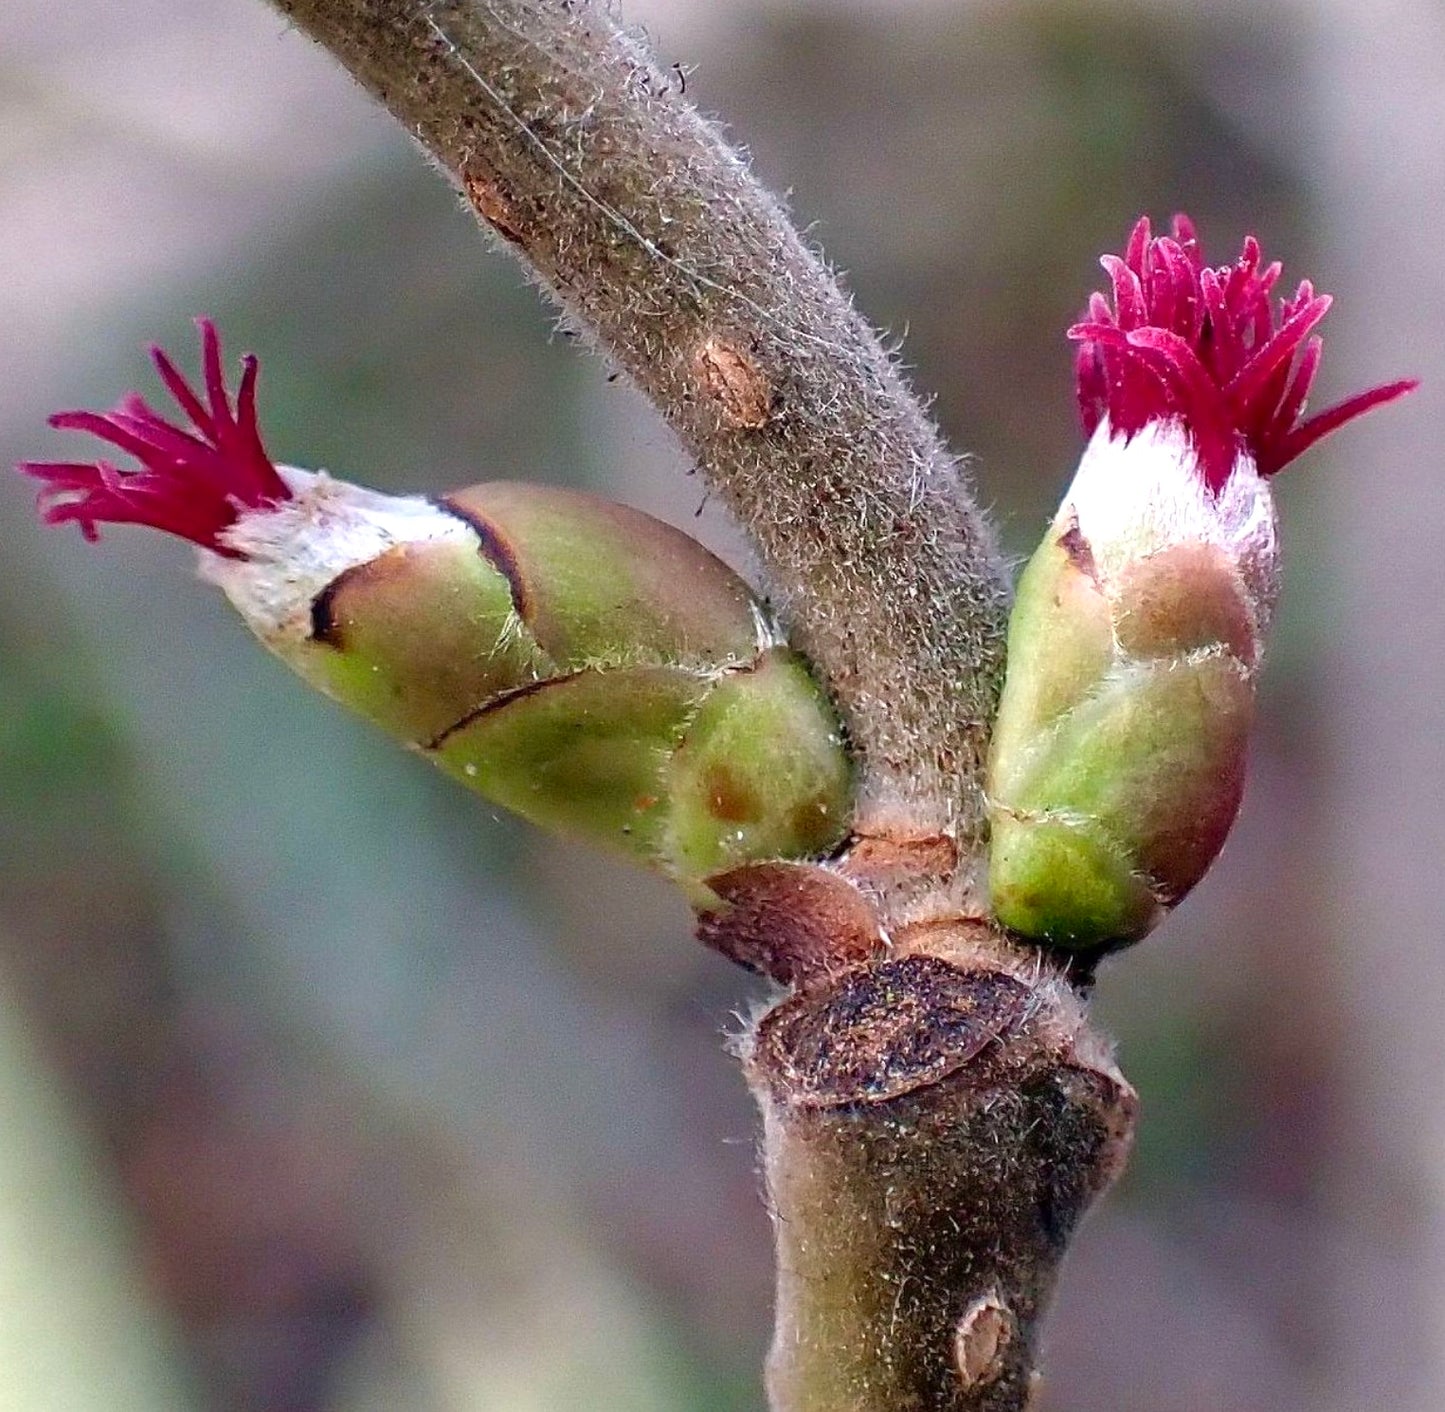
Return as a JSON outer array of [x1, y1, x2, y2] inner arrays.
[[20, 322, 854, 901], [987, 420, 1269, 948], [206, 472, 852, 895], [987, 213, 1415, 950]]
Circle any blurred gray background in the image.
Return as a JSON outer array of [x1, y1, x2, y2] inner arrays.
[[1, 1, 1441, 1408]]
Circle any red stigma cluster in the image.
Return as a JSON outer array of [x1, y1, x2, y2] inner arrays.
[[1071, 215, 1415, 493], [20, 320, 290, 556]]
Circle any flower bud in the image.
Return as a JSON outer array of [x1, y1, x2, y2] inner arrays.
[[987, 216, 1415, 948], [21, 322, 852, 899]]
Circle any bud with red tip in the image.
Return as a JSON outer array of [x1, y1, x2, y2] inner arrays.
[[21, 323, 852, 901], [987, 216, 1415, 949]]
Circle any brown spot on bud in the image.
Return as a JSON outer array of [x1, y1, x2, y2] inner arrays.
[[695, 861, 880, 988], [702, 763, 763, 823], [953, 1294, 1015, 1390], [694, 336, 771, 429], [463, 169, 525, 245], [308, 544, 412, 649], [1057, 513, 1099, 583], [1112, 540, 1258, 665]]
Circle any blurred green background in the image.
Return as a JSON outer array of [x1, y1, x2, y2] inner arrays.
[[1, 1, 1441, 1408]]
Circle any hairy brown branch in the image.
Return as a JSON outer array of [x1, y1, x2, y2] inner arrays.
[[746, 934, 1134, 1411], [268, 0, 1011, 842], [260, 5, 1132, 1409]]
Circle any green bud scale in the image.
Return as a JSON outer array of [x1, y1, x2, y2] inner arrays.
[[21, 323, 852, 901]]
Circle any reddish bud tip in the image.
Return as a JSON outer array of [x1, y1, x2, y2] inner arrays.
[[1070, 215, 1416, 492], [18, 320, 291, 556]]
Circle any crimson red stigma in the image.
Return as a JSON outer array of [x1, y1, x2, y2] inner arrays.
[[19, 320, 290, 556], [1070, 215, 1415, 493]]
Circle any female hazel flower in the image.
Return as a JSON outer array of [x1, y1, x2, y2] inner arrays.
[[986, 215, 1415, 949], [21, 322, 852, 902]]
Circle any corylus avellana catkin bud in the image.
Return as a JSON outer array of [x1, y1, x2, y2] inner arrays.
[[21, 323, 852, 901], [987, 216, 1415, 949]]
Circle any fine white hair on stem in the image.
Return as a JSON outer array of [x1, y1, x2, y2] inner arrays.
[[270, 0, 1013, 849]]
